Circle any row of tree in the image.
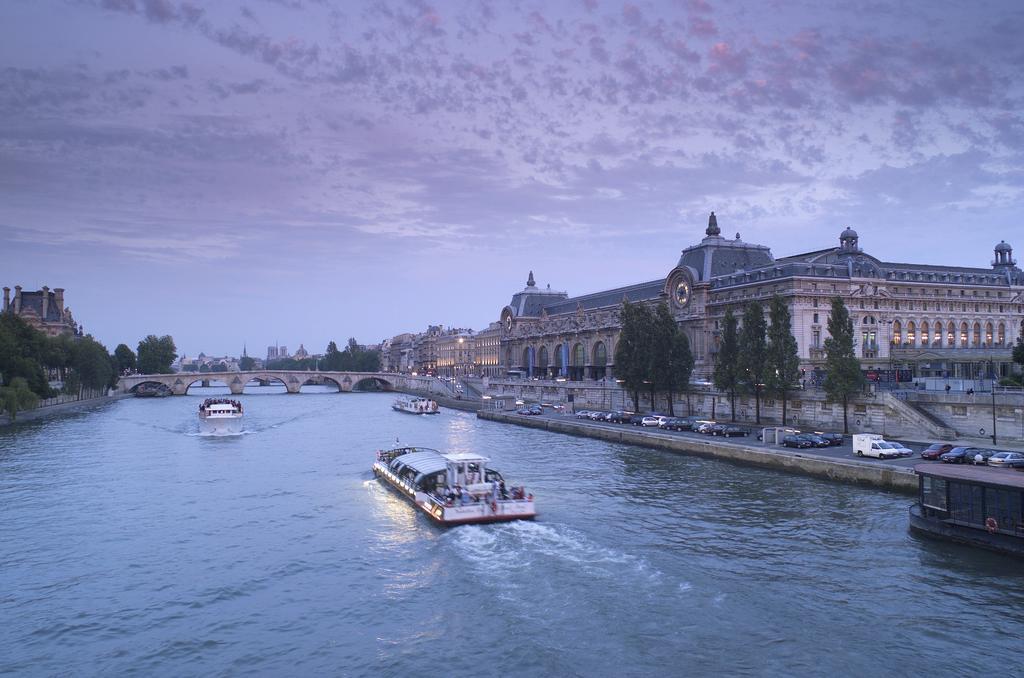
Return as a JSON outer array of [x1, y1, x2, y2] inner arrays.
[[713, 296, 866, 432], [614, 301, 695, 415]]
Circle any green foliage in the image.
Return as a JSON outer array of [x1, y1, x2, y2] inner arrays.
[[823, 296, 865, 433], [738, 301, 768, 423], [765, 295, 801, 425], [322, 340, 343, 371], [199, 362, 211, 373], [0, 313, 53, 397], [181, 363, 199, 372], [0, 377, 39, 421], [137, 335, 177, 374], [1014, 336, 1024, 370], [114, 343, 137, 374], [211, 362, 228, 373], [238, 356, 256, 371], [713, 309, 740, 421], [650, 302, 694, 415], [614, 300, 653, 411]]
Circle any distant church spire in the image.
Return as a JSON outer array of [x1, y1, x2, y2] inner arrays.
[[242, 343, 248, 358], [527, 271, 536, 287], [706, 211, 720, 237]]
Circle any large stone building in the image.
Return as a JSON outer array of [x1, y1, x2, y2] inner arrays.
[[2, 285, 79, 336], [498, 214, 1024, 383]]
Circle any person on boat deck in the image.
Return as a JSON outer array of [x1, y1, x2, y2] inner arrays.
[[499, 481, 508, 500], [491, 481, 499, 503], [460, 487, 470, 506]]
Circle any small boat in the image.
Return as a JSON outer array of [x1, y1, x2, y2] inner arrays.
[[909, 463, 1024, 557], [198, 398, 243, 435], [392, 396, 440, 415], [373, 444, 536, 525]]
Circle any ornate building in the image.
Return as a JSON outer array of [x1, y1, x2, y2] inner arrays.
[[498, 215, 1024, 383], [2, 285, 79, 336]]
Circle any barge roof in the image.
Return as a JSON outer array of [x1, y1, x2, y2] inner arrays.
[[914, 463, 1024, 489]]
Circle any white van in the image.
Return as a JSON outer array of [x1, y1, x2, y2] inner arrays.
[[853, 433, 899, 459]]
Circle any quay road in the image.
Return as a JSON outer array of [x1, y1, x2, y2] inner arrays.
[[479, 408, 1024, 494]]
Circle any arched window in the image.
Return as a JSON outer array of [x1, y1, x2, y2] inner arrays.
[[892, 320, 903, 346], [998, 323, 1006, 346], [973, 322, 981, 347], [921, 321, 930, 346], [522, 347, 531, 371], [592, 342, 608, 380], [947, 321, 955, 347], [985, 322, 993, 347], [572, 343, 585, 366], [960, 322, 969, 347], [538, 346, 549, 371], [907, 321, 916, 347], [554, 344, 564, 373]]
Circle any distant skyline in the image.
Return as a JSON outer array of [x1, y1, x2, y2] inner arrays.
[[2, 0, 1022, 357]]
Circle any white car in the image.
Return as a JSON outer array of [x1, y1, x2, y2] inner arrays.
[[884, 440, 913, 457], [641, 415, 666, 427], [988, 452, 1024, 468]]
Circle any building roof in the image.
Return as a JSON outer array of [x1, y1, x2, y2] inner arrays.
[[15, 290, 64, 322], [914, 463, 1024, 490], [541, 278, 665, 316]]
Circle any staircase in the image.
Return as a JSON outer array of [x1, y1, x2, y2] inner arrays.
[[884, 392, 957, 440]]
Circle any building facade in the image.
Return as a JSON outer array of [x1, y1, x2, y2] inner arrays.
[[2, 285, 79, 336], [498, 215, 1024, 383]]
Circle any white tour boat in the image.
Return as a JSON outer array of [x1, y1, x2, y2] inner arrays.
[[373, 444, 536, 525], [392, 396, 440, 415], [198, 398, 244, 435]]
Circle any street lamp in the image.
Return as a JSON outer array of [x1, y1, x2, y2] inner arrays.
[[984, 358, 997, 445]]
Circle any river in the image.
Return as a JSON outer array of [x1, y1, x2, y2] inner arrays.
[[2, 387, 1022, 676]]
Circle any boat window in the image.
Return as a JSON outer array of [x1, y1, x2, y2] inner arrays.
[[949, 482, 984, 526], [985, 487, 1022, 533], [921, 477, 947, 511]]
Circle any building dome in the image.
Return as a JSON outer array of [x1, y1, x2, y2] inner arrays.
[[995, 241, 1012, 252], [840, 227, 858, 240]]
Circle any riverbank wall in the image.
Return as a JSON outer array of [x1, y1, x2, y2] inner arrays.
[[1, 391, 132, 427], [478, 410, 919, 495]]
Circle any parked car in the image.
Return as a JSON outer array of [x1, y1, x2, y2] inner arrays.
[[575, 410, 593, 419], [920, 443, 954, 460], [517, 407, 539, 415], [969, 449, 997, 465], [987, 452, 1024, 468], [606, 411, 630, 423], [587, 411, 608, 421], [939, 447, 979, 464], [814, 432, 844, 446], [659, 417, 690, 431], [529, 405, 543, 415], [641, 415, 666, 427], [884, 441, 914, 457], [694, 421, 717, 434], [629, 414, 646, 426], [783, 434, 814, 449], [720, 426, 749, 437], [708, 423, 729, 436], [797, 433, 830, 448]]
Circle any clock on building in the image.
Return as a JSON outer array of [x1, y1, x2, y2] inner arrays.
[[674, 280, 691, 308], [504, 313, 513, 332]]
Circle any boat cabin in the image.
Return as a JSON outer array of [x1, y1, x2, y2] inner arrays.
[[914, 463, 1024, 536], [378, 448, 504, 497]]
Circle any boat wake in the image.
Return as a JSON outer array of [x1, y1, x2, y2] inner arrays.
[[186, 430, 252, 438]]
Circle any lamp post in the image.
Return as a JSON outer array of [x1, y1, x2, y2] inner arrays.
[[986, 358, 997, 445]]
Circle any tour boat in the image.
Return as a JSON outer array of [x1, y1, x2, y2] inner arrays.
[[198, 398, 244, 435], [392, 396, 440, 415], [909, 463, 1024, 558], [373, 444, 536, 525]]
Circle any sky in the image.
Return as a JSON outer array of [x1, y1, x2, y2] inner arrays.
[[1, 0, 1022, 358]]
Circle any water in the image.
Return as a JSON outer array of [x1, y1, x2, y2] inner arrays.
[[2, 387, 1022, 676]]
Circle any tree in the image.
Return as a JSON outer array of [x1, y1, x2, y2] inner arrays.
[[199, 363, 211, 373], [713, 309, 740, 421], [765, 295, 801, 426], [0, 377, 39, 422], [322, 341, 343, 371], [0, 313, 53, 397], [823, 296, 865, 433], [238, 355, 256, 371], [137, 335, 177, 374], [114, 344, 137, 375], [738, 301, 768, 424], [650, 302, 693, 415], [1014, 335, 1024, 373], [211, 362, 228, 373], [69, 335, 114, 392], [614, 300, 653, 412]]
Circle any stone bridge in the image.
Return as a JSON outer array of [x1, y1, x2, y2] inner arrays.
[[118, 371, 456, 396]]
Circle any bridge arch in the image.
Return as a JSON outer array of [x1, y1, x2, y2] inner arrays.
[[352, 376, 394, 392], [127, 380, 173, 395]]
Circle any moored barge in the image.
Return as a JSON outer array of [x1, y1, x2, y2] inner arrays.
[[373, 445, 535, 525], [909, 463, 1024, 557]]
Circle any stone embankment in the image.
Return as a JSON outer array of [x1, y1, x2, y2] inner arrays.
[[478, 410, 919, 495], [1, 392, 132, 427]]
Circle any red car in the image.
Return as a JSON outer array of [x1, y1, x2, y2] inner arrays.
[[920, 443, 954, 460]]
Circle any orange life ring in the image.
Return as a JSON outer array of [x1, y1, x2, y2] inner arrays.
[[986, 517, 998, 533]]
